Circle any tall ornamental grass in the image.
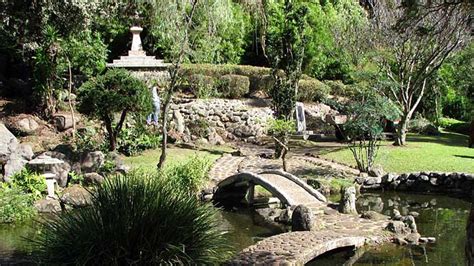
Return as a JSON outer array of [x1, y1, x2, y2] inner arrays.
[[32, 171, 231, 264]]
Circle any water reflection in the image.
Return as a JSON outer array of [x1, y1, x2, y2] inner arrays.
[[314, 192, 470, 265]]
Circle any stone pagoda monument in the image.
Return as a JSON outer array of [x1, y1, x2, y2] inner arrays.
[[107, 26, 168, 68]]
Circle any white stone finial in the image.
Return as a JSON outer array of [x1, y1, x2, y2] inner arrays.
[[129, 26, 145, 56]]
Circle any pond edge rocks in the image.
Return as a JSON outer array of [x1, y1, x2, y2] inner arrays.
[[358, 171, 474, 197]]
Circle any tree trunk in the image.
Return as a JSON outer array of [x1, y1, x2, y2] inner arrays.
[[104, 117, 116, 151], [394, 112, 411, 146], [157, 97, 170, 169], [67, 59, 76, 140]]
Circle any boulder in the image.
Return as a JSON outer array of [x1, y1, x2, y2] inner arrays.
[[0, 123, 17, 160], [60, 185, 92, 207], [173, 110, 185, 134], [291, 205, 313, 231], [368, 165, 385, 177], [14, 117, 39, 135], [361, 211, 387, 221], [386, 221, 410, 235], [4, 155, 28, 181], [404, 232, 421, 244], [208, 131, 225, 145], [53, 113, 76, 131], [84, 172, 104, 185], [364, 176, 382, 186], [81, 151, 105, 173], [339, 186, 358, 215], [34, 198, 61, 213]]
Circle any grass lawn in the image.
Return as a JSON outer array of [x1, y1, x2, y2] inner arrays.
[[122, 144, 235, 171], [315, 132, 474, 174]]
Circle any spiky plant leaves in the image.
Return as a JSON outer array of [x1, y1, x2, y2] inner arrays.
[[32, 171, 232, 264]]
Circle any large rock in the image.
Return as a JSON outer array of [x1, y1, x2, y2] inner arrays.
[[173, 110, 185, 133], [386, 221, 410, 235], [0, 123, 34, 180], [53, 113, 76, 131], [81, 151, 105, 173], [34, 198, 61, 213], [84, 172, 104, 185], [0, 123, 17, 160], [60, 185, 92, 207], [339, 186, 358, 215], [291, 205, 313, 231], [14, 117, 39, 135]]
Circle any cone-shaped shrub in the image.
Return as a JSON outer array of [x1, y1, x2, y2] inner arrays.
[[32, 171, 231, 264]]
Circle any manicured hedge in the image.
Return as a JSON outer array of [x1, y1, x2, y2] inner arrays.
[[180, 64, 332, 102], [218, 74, 250, 99]]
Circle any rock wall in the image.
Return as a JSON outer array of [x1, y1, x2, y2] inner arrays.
[[168, 99, 273, 144], [358, 172, 474, 197]]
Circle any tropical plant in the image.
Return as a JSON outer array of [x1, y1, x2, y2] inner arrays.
[[117, 123, 162, 156], [164, 155, 213, 195], [0, 186, 37, 224], [32, 171, 231, 264], [77, 69, 152, 151], [344, 92, 400, 172], [268, 119, 295, 170], [9, 168, 47, 200]]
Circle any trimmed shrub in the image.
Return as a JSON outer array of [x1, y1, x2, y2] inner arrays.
[[439, 117, 470, 135], [32, 171, 232, 264], [186, 74, 219, 98], [324, 80, 356, 98], [180, 64, 269, 94], [408, 116, 440, 136], [297, 79, 330, 102], [218, 74, 250, 99]]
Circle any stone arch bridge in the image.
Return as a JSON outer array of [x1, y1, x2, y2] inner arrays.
[[209, 155, 394, 264], [213, 170, 327, 207]]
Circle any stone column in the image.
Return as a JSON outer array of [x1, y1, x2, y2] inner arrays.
[[339, 186, 358, 215], [129, 26, 145, 56]]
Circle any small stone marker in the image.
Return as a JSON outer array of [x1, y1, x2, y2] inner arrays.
[[339, 186, 358, 215], [295, 102, 306, 133], [291, 204, 313, 231]]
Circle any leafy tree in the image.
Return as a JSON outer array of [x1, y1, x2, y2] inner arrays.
[[156, 0, 198, 169], [368, 0, 471, 145], [264, 0, 309, 157], [77, 69, 152, 151], [344, 91, 400, 172]]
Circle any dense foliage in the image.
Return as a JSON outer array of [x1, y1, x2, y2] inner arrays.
[[0, 169, 46, 224], [344, 92, 400, 172], [32, 171, 231, 264], [77, 69, 152, 151]]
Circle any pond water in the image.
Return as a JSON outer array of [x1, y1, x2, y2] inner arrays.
[[312, 192, 470, 265], [0, 192, 470, 265]]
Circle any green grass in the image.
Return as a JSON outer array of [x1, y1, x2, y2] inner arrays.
[[122, 144, 235, 171], [317, 132, 474, 173]]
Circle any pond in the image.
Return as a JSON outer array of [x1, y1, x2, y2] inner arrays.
[[0, 192, 470, 265], [312, 192, 470, 265]]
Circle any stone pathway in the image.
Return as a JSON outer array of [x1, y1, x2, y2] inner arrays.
[[209, 153, 394, 264]]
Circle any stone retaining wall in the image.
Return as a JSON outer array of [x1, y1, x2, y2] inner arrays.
[[358, 172, 474, 197], [168, 99, 273, 144]]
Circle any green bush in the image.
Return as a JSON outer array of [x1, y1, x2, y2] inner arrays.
[[10, 169, 46, 200], [180, 64, 270, 93], [117, 125, 162, 156], [0, 186, 36, 224], [438, 117, 471, 135], [164, 156, 213, 195], [32, 171, 231, 264], [218, 74, 250, 99], [324, 80, 356, 98], [186, 74, 219, 98], [297, 79, 330, 102]]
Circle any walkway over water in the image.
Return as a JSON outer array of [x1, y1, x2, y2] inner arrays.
[[213, 170, 327, 207], [228, 231, 367, 265]]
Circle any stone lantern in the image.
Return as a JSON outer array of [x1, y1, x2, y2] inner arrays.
[[28, 155, 64, 199]]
